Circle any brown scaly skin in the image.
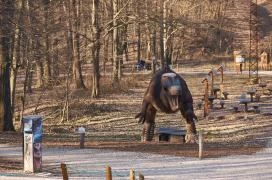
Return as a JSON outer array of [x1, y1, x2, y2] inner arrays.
[[135, 68, 198, 143]]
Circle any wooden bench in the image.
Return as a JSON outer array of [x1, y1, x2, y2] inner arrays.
[[222, 92, 229, 99], [155, 128, 186, 143], [212, 87, 220, 99]]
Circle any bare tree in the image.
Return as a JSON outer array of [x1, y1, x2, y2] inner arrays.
[[0, 0, 15, 131], [112, 0, 120, 83], [91, 0, 101, 97], [10, 0, 25, 121], [71, 0, 85, 89], [42, 0, 51, 87]]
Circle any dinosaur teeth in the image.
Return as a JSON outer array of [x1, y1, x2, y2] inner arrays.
[[169, 96, 179, 111]]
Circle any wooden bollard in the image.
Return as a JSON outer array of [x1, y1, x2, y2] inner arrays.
[[208, 70, 214, 96], [78, 127, 86, 149], [218, 65, 224, 99], [139, 173, 144, 180], [199, 131, 204, 160], [202, 78, 209, 117], [80, 133, 85, 148], [61, 163, 69, 180], [130, 169, 135, 180], [105, 166, 112, 180], [218, 65, 224, 83]]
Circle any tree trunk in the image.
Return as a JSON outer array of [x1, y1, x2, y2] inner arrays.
[[112, 0, 119, 83], [11, 0, 24, 121], [122, 21, 129, 62], [159, 0, 165, 68], [0, 0, 15, 131], [0, 65, 3, 131], [91, 0, 101, 98], [72, 0, 85, 89], [52, 39, 60, 78], [26, 63, 33, 93], [166, 6, 173, 65], [28, 1, 44, 89], [151, 28, 157, 74], [43, 0, 51, 87], [36, 60, 44, 88], [163, 0, 168, 66], [137, 23, 141, 63], [146, 0, 157, 74], [25, 0, 33, 93], [103, 36, 109, 75], [63, 0, 74, 87]]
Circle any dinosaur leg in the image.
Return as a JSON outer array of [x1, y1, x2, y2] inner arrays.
[[180, 103, 198, 143], [141, 104, 156, 142], [135, 100, 149, 124]]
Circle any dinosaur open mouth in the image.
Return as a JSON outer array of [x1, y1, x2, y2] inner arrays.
[[168, 95, 180, 111]]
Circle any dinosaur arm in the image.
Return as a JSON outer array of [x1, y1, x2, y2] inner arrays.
[[135, 99, 149, 124]]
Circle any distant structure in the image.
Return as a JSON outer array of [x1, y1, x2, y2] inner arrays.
[[260, 51, 270, 70], [233, 50, 245, 74]]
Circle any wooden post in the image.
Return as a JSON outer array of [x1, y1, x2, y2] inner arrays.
[[220, 83, 224, 99], [78, 127, 86, 149], [202, 78, 209, 117], [217, 66, 223, 83], [61, 163, 69, 180], [130, 169, 135, 180], [208, 70, 214, 96], [199, 131, 203, 160], [218, 66, 224, 99], [139, 173, 144, 180], [105, 166, 112, 180], [80, 133, 85, 149]]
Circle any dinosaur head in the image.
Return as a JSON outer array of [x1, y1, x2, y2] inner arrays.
[[161, 72, 182, 111]]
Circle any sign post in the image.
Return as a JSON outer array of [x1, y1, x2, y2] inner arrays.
[[23, 115, 42, 172]]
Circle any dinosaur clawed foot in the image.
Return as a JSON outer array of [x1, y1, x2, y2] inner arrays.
[[185, 133, 198, 144], [135, 112, 145, 124]]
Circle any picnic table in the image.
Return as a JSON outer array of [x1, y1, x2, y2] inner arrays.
[[239, 99, 251, 112]]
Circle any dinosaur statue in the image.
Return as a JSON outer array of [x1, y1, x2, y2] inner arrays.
[[135, 67, 198, 143]]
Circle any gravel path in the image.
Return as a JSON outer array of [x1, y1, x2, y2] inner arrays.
[[1, 139, 272, 180]]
